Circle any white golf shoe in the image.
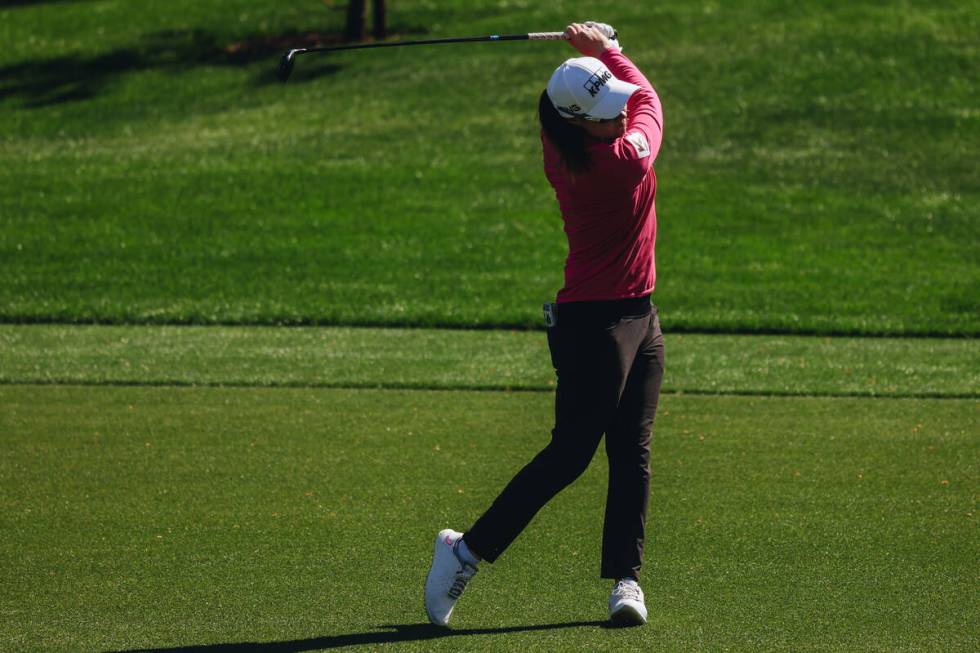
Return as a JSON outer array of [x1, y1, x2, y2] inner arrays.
[[424, 529, 477, 626], [609, 578, 648, 626]]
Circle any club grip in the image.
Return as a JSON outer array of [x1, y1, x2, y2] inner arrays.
[[527, 32, 568, 40]]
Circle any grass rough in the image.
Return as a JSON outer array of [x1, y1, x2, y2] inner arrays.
[[1, 1, 977, 334]]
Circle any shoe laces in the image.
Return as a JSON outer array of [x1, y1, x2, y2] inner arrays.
[[612, 579, 641, 601]]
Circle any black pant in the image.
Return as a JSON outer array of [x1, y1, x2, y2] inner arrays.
[[464, 297, 665, 580]]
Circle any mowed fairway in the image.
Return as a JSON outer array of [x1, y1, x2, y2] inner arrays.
[[1, 345, 977, 651]]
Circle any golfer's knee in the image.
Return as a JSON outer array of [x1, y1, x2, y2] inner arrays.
[[541, 436, 597, 484]]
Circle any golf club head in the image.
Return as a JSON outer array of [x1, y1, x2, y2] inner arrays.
[[277, 49, 301, 82]]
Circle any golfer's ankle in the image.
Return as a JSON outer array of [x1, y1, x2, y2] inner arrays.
[[457, 537, 482, 564]]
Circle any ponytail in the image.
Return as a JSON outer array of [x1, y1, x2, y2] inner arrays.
[[538, 90, 590, 173]]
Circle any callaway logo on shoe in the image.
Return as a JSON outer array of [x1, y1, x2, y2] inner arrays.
[[424, 528, 478, 626]]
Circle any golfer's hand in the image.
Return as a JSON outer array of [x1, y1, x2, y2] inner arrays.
[[584, 21, 621, 50], [565, 23, 613, 58]]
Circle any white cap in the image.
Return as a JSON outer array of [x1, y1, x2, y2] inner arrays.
[[546, 56, 640, 120]]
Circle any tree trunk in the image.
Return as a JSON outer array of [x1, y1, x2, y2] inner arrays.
[[346, 0, 366, 41], [372, 0, 387, 40]]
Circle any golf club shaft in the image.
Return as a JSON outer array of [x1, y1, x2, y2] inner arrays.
[[278, 31, 567, 81], [292, 32, 566, 57]]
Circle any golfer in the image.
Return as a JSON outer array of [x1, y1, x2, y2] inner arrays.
[[425, 21, 665, 627]]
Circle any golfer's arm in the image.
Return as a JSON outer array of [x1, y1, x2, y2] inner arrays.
[[601, 49, 664, 166], [600, 47, 654, 92]]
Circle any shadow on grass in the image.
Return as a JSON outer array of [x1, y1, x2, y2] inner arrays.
[[0, 26, 426, 107], [113, 620, 611, 652], [0, 0, 89, 6]]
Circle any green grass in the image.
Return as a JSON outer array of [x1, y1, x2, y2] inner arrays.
[[1, 1, 977, 334], [1, 326, 978, 650], [1, 385, 976, 652], [0, 1, 977, 649], [1, 324, 977, 398]]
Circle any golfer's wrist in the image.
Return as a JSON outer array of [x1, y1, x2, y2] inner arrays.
[[580, 45, 609, 57], [598, 45, 620, 60], [586, 37, 613, 57]]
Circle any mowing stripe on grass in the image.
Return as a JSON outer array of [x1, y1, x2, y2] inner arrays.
[[4, 316, 978, 340], [1, 380, 977, 402], [1, 325, 977, 399]]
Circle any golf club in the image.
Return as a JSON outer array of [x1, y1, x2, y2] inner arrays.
[[277, 32, 567, 82]]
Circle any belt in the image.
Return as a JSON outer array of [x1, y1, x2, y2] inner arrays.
[[553, 294, 652, 323]]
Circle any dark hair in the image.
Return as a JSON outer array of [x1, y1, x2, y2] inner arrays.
[[538, 90, 590, 173]]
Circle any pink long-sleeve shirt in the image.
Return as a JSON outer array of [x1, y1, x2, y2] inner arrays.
[[543, 48, 664, 304]]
